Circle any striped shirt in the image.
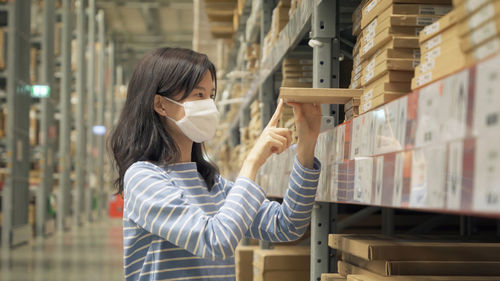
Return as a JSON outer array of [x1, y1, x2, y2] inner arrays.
[[123, 155, 321, 281]]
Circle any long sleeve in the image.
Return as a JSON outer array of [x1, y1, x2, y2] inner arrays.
[[220, 155, 321, 242], [123, 162, 266, 261]]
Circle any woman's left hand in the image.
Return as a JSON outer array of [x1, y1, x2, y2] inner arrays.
[[287, 101, 322, 169]]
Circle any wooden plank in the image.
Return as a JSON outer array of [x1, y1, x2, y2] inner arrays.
[[279, 87, 363, 104]]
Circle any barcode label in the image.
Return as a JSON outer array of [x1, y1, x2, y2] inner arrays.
[[425, 46, 441, 61], [470, 21, 497, 47], [425, 34, 442, 51], [364, 89, 373, 101], [364, 0, 377, 14], [363, 39, 374, 54], [474, 38, 500, 60], [466, 0, 489, 13], [364, 70, 374, 83], [417, 17, 438, 26], [417, 72, 432, 86], [419, 5, 452, 15], [469, 4, 495, 31], [423, 21, 440, 36]]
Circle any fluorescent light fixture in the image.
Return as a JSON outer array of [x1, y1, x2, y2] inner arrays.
[[31, 85, 50, 98], [92, 125, 106, 135]]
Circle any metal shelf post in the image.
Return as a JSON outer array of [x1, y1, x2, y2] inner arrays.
[[37, 0, 56, 237], [86, 0, 96, 222], [58, 0, 72, 232], [259, 0, 275, 129], [74, 0, 87, 227], [2, 0, 31, 248], [96, 10, 106, 218], [311, 0, 340, 278]]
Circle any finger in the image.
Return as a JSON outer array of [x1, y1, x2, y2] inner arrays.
[[270, 132, 288, 147], [273, 128, 292, 147], [267, 99, 285, 128], [267, 137, 286, 154]]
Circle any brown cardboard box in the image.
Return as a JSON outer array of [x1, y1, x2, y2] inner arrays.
[[236, 245, 259, 281], [466, 36, 500, 62], [353, 3, 363, 36], [322, 273, 348, 281], [363, 71, 413, 96], [362, 52, 418, 86], [363, 15, 423, 39], [329, 234, 500, 261], [361, 32, 419, 59], [457, 1, 500, 37], [345, 107, 360, 121], [346, 98, 361, 111], [361, 92, 403, 113], [253, 246, 310, 281], [419, 9, 459, 43], [361, 1, 452, 29], [461, 16, 500, 52], [343, 253, 500, 276]]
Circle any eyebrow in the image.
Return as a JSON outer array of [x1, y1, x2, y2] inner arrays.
[[194, 86, 216, 92]]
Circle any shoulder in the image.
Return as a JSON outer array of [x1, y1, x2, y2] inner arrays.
[[124, 161, 171, 188]]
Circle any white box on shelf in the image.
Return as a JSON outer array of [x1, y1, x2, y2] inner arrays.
[[354, 157, 374, 204], [374, 99, 405, 155], [473, 135, 500, 211], [416, 81, 442, 148], [441, 70, 469, 143], [446, 140, 464, 210], [392, 152, 404, 207], [316, 132, 330, 201], [410, 145, 447, 208], [330, 164, 339, 202], [374, 156, 384, 205], [474, 54, 500, 137], [335, 125, 345, 164]]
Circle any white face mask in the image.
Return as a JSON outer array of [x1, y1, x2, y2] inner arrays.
[[163, 97, 220, 143]]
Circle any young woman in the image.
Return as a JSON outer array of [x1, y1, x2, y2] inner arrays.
[[110, 47, 322, 281]]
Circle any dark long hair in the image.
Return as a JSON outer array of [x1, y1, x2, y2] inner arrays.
[[109, 47, 219, 195]]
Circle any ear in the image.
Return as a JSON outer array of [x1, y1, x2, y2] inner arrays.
[[154, 95, 169, 117]]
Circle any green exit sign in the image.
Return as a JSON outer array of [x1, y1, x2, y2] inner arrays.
[[31, 85, 50, 98]]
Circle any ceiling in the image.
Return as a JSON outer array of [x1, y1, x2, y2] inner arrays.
[[96, 0, 195, 75]]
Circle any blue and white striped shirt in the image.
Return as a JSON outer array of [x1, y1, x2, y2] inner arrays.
[[123, 155, 321, 281]]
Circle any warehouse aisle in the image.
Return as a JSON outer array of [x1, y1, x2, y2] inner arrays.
[[0, 218, 123, 281]]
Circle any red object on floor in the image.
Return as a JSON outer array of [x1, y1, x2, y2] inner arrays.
[[109, 195, 124, 218]]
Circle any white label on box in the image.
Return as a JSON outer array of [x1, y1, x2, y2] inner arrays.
[[355, 64, 362, 75], [393, 152, 404, 207], [364, 89, 373, 101], [351, 117, 362, 159], [417, 17, 438, 26], [474, 136, 500, 211], [441, 70, 469, 142], [417, 72, 432, 86], [366, 18, 378, 33], [447, 141, 464, 210], [474, 38, 500, 61], [425, 46, 441, 62], [470, 21, 497, 47], [425, 34, 442, 51], [374, 156, 384, 205], [354, 71, 362, 81], [354, 53, 361, 66], [420, 59, 435, 74], [375, 103, 402, 155], [363, 100, 372, 112], [364, 70, 375, 83], [367, 56, 376, 70], [354, 157, 374, 204], [419, 5, 452, 16], [351, 80, 359, 89], [423, 21, 440, 36], [363, 39, 374, 55], [474, 53, 500, 136], [396, 96, 408, 148], [466, 0, 489, 13], [365, 0, 377, 14], [468, 3, 495, 31], [414, 49, 421, 59], [416, 81, 442, 148]]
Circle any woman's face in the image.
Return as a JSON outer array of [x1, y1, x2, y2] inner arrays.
[[155, 70, 216, 141]]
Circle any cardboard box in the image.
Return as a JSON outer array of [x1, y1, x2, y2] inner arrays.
[[253, 246, 310, 281], [322, 273, 347, 281], [342, 253, 500, 276], [419, 9, 459, 43], [236, 245, 259, 281], [346, 98, 361, 110], [363, 73, 413, 97], [362, 33, 419, 59], [346, 107, 360, 121], [362, 54, 418, 86], [361, 93, 403, 113], [361, 1, 452, 29], [461, 17, 500, 52], [363, 16, 423, 40], [329, 234, 500, 261], [353, 3, 363, 36], [457, 1, 500, 37], [347, 275, 500, 281], [420, 23, 460, 56]]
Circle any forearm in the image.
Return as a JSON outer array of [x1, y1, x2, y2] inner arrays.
[[239, 157, 259, 181], [297, 141, 316, 169]]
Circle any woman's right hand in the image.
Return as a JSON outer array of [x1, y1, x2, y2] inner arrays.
[[239, 99, 292, 180]]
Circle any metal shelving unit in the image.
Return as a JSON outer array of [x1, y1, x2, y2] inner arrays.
[[218, 0, 500, 280]]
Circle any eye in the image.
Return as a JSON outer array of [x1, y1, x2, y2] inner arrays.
[[194, 92, 203, 98], [210, 94, 216, 100]]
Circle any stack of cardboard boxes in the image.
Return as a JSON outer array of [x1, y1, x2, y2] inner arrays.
[[345, 98, 361, 121], [413, 0, 500, 89], [245, 43, 261, 74], [281, 57, 313, 88], [328, 234, 500, 280], [253, 246, 310, 281], [351, 0, 452, 114], [263, 0, 291, 61]]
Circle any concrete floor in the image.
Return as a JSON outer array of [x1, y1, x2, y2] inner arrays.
[[0, 218, 124, 281]]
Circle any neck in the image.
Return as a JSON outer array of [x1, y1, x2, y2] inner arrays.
[[173, 133, 193, 163]]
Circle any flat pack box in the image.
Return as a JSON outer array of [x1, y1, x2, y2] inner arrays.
[[461, 16, 500, 52], [329, 234, 500, 261], [361, 1, 452, 29], [457, 1, 500, 37], [363, 16, 424, 40], [361, 92, 403, 113], [253, 246, 310, 281], [363, 72, 413, 96], [342, 253, 500, 277], [346, 98, 361, 111], [419, 9, 460, 43], [236, 245, 259, 281], [362, 33, 419, 59], [420, 22, 461, 57], [322, 273, 348, 281], [362, 51, 418, 86], [346, 107, 360, 121], [347, 274, 500, 281]]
